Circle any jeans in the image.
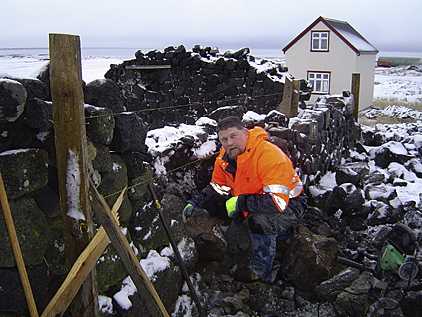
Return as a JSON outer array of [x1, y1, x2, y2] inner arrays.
[[250, 228, 290, 282]]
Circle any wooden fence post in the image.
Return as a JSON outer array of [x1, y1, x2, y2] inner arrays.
[[277, 77, 293, 117], [49, 33, 98, 317], [352, 73, 361, 121]]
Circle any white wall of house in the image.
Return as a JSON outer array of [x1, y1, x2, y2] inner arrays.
[[284, 21, 376, 109]]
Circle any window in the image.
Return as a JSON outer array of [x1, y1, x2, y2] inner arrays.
[[308, 72, 330, 94], [311, 31, 329, 51]]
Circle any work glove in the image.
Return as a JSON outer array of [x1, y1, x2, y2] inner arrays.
[[226, 196, 238, 218], [182, 203, 194, 223]]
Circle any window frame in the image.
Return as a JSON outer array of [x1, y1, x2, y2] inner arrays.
[[311, 31, 330, 52], [307, 71, 331, 94]]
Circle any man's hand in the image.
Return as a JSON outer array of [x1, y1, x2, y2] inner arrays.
[[226, 196, 238, 218], [184, 203, 194, 217]]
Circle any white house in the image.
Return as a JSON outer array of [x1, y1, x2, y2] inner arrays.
[[283, 16, 378, 109]]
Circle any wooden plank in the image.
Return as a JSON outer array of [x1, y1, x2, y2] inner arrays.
[[41, 188, 125, 317], [277, 77, 294, 117], [49, 33, 98, 317], [89, 179, 169, 317], [352, 73, 361, 121], [0, 171, 39, 317], [291, 79, 301, 117], [126, 65, 171, 70]]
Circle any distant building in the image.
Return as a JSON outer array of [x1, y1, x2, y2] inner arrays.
[[283, 16, 378, 109]]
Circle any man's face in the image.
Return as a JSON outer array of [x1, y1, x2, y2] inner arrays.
[[218, 127, 248, 160]]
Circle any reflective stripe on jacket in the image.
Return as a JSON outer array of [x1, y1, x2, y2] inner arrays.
[[211, 126, 302, 215]]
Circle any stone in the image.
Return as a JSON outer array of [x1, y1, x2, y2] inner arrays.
[[131, 192, 185, 251], [185, 208, 227, 261], [84, 79, 125, 113], [21, 97, 53, 131], [0, 148, 49, 199], [374, 141, 412, 168], [109, 113, 147, 152], [97, 154, 132, 224], [10, 77, 49, 100], [85, 104, 115, 145], [30, 185, 61, 218], [0, 263, 50, 312], [335, 162, 370, 187], [0, 197, 49, 267], [281, 226, 345, 291], [0, 78, 27, 123]]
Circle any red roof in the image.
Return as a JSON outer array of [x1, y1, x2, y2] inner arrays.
[[282, 16, 378, 55]]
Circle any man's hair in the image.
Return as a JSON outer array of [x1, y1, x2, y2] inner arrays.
[[216, 116, 245, 133]]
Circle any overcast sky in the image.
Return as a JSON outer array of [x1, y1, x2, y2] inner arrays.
[[1, 0, 421, 53]]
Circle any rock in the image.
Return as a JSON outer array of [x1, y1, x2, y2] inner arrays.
[[127, 164, 154, 201], [0, 78, 27, 123], [185, 208, 227, 261], [334, 272, 375, 316], [110, 113, 147, 152], [314, 267, 361, 302], [84, 79, 125, 113], [0, 148, 49, 199], [11, 77, 49, 100], [374, 141, 413, 168], [281, 226, 345, 292], [21, 97, 53, 131], [335, 162, 370, 187], [97, 154, 132, 224], [323, 186, 347, 216], [404, 157, 422, 177], [0, 197, 49, 267], [131, 192, 185, 251], [30, 185, 61, 218], [85, 104, 115, 145], [208, 105, 247, 122], [91, 141, 112, 173], [0, 263, 50, 312], [96, 227, 138, 292]]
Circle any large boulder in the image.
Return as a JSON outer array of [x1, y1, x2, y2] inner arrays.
[[0, 78, 27, 123], [185, 208, 227, 261], [281, 226, 344, 292]]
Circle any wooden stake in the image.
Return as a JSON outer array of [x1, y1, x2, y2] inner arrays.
[[49, 33, 98, 316], [89, 179, 169, 317], [352, 73, 361, 121], [0, 171, 39, 317]]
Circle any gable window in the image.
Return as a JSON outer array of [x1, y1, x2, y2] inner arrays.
[[311, 31, 329, 51], [308, 72, 330, 94]]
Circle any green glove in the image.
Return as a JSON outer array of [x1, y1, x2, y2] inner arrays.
[[184, 203, 194, 217], [226, 196, 238, 218]]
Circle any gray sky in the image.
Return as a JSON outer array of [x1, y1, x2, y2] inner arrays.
[[1, 0, 421, 53]]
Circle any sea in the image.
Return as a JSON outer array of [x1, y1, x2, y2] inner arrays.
[[1, 47, 422, 84]]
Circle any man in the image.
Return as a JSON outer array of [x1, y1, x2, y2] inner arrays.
[[184, 116, 307, 283]]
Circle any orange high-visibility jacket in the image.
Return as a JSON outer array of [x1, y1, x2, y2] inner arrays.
[[210, 126, 303, 216]]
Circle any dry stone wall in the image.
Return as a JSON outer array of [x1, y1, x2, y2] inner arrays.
[[104, 45, 311, 129], [0, 46, 359, 315]]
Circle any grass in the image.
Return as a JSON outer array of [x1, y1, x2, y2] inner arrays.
[[358, 97, 422, 126]]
